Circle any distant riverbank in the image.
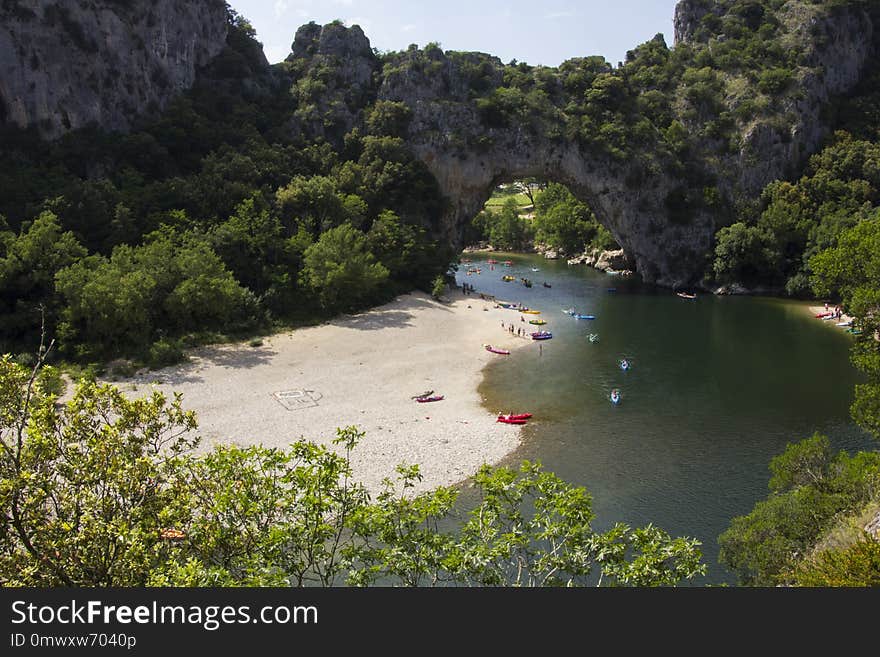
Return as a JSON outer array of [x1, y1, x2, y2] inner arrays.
[[115, 290, 533, 493]]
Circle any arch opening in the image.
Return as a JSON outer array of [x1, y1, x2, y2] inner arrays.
[[460, 177, 630, 274]]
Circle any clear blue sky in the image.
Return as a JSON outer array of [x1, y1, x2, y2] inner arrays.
[[228, 1, 680, 67]]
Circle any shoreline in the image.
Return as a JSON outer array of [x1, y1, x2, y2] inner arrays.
[[117, 289, 536, 494], [806, 303, 855, 332]]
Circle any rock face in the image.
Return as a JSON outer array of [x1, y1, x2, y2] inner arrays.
[[0, 0, 229, 139], [2, 2, 876, 288], [866, 511, 880, 539]]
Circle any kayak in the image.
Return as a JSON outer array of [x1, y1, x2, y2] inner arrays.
[[531, 331, 553, 340], [485, 345, 510, 355], [416, 395, 444, 403], [497, 413, 532, 423], [676, 292, 697, 300], [610, 389, 621, 405], [575, 314, 595, 320], [543, 282, 552, 288], [529, 319, 547, 325], [502, 260, 513, 266], [502, 276, 515, 282], [562, 308, 576, 316], [487, 259, 498, 264], [521, 310, 541, 315], [531, 268, 540, 272]]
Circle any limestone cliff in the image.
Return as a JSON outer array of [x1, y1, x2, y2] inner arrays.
[[675, 0, 875, 201], [0, 0, 229, 139], [2, 1, 876, 288]]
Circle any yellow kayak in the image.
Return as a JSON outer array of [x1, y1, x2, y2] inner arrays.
[[521, 310, 541, 315]]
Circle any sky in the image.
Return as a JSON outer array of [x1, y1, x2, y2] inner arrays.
[[228, 1, 680, 67]]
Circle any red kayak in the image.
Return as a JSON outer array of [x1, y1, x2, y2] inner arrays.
[[815, 312, 833, 318], [416, 395, 444, 403], [497, 413, 533, 423], [485, 345, 511, 355]]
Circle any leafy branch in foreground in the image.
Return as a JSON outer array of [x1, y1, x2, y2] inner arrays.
[[1, 357, 705, 586]]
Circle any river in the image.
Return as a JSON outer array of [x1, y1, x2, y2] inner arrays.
[[456, 252, 873, 584]]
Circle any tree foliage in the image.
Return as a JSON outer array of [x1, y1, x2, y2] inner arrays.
[[718, 434, 880, 585], [300, 223, 390, 313]]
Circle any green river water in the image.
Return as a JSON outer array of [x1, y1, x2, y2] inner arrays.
[[456, 252, 873, 584]]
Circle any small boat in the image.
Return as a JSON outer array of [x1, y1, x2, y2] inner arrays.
[[497, 413, 533, 423], [837, 320, 853, 327], [529, 319, 547, 325], [610, 389, 621, 405], [575, 314, 595, 320], [543, 282, 552, 288], [676, 292, 697, 300], [502, 275, 516, 282], [588, 334, 599, 343], [562, 308, 576, 316], [487, 259, 498, 264], [416, 395, 444, 403], [485, 345, 511, 355], [521, 309, 541, 315], [502, 260, 513, 266], [815, 311, 834, 318], [620, 359, 630, 371], [531, 331, 553, 341], [531, 268, 540, 272]]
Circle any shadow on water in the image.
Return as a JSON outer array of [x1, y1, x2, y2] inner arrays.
[[458, 252, 873, 585]]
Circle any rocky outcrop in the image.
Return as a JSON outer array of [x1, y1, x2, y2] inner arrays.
[[0, 0, 229, 139], [594, 249, 631, 272], [867, 511, 880, 539]]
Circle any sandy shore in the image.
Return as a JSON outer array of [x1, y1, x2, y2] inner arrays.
[[808, 304, 855, 330], [119, 290, 537, 493]]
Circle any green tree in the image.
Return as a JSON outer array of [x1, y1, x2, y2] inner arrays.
[[718, 434, 880, 585], [532, 183, 600, 255], [487, 198, 531, 251], [0, 352, 198, 586], [713, 222, 779, 286], [55, 232, 257, 356], [300, 223, 390, 313], [0, 211, 86, 343], [349, 461, 706, 586], [811, 212, 880, 438], [431, 275, 446, 300], [791, 537, 880, 587], [366, 210, 435, 286]]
